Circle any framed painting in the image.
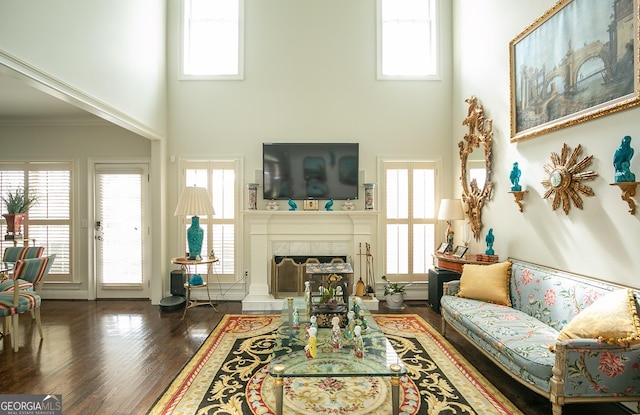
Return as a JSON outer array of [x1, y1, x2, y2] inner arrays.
[[510, 0, 640, 142]]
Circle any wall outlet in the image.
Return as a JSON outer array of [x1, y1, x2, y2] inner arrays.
[[244, 269, 249, 278]]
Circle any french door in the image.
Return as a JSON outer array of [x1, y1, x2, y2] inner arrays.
[[94, 164, 150, 299]]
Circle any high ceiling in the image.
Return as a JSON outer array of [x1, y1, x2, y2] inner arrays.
[[0, 68, 98, 121]]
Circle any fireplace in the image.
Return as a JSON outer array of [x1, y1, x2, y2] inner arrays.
[[242, 210, 379, 311], [271, 255, 350, 298]]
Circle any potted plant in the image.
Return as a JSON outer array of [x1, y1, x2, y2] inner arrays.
[[2, 188, 38, 237], [381, 275, 411, 310]]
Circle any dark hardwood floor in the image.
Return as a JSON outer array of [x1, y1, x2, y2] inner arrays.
[[0, 299, 634, 415]]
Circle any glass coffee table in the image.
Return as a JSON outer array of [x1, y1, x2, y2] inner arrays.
[[269, 297, 406, 415]]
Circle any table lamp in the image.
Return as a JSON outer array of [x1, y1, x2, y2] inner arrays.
[[437, 199, 464, 253], [174, 186, 215, 260]]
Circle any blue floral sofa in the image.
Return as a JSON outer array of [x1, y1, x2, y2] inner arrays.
[[440, 258, 640, 415]]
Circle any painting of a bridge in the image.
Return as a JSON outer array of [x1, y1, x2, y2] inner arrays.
[[510, 0, 639, 142]]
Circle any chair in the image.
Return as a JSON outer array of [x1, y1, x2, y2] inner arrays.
[[2, 246, 45, 263], [0, 250, 49, 293], [0, 257, 51, 351]]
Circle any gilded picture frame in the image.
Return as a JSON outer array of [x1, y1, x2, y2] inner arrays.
[[509, 0, 640, 142]]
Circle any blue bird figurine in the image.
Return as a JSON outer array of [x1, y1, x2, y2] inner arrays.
[[324, 199, 334, 211], [288, 199, 297, 211]]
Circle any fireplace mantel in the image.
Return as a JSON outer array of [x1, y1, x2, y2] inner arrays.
[[241, 210, 379, 311]]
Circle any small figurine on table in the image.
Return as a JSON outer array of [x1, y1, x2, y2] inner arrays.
[[358, 310, 367, 331], [485, 228, 495, 255], [353, 325, 364, 358], [331, 316, 342, 349], [292, 307, 299, 329], [345, 310, 355, 340], [305, 326, 317, 358], [288, 198, 297, 211], [309, 315, 318, 330], [353, 296, 362, 320]]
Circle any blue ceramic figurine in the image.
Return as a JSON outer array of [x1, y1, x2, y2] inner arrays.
[[288, 199, 297, 211], [485, 228, 495, 255], [325, 199, 334, 211], [613, 135, 635, 183], [510, 162, 522, 191]]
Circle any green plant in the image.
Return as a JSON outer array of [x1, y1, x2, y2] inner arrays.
[[2, 188, 38, 214], [381, 275, 411, 296]]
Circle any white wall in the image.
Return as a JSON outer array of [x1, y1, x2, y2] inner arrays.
[[453, 0, 640, 286], [0, 0, 168, 138], [165, 0, 455, 280]]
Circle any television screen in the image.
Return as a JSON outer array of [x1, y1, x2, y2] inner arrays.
[[263, 143, 359, 200]]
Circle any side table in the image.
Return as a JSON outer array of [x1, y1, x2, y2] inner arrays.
[[171, 256, 219, 319]]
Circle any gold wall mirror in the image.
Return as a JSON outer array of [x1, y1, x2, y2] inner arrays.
[[459, 95, 493, 241]]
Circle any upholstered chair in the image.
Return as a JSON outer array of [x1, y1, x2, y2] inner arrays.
[[0, 251, 51, 293], [0, 257, 51, 351], [2, 246, 45, 263]]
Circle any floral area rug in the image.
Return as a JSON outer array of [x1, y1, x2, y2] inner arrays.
[[147, 314, 523, 415]]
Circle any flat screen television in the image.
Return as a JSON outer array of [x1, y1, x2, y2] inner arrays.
[[263, 142, 359, 200]]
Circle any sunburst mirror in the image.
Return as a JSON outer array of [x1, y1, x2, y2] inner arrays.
[[541, 143, 598, 215]]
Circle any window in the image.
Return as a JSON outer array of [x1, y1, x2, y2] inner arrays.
[[182, 160, 238, 279], [377, 0, 439, 79], [182, 0, 244, 79], [383, 161, 436, 283], [0, 162, 73, 282]]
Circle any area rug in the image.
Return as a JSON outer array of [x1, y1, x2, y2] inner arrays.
[[148, 314, 523, 415]]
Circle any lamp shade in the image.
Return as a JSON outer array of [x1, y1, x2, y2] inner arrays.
[[174, 186, 215, 217], [437, 199, 464, 221]]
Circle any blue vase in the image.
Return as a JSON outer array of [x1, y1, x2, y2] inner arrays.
[[187, 216, 204, 259]]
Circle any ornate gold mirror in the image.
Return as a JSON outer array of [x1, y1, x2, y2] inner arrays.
[[459, 96, 493, 241]]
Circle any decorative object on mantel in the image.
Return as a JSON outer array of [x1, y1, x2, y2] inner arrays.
[[288, 199, 297, 211], [364, 183, 375, 210], [324, 199, 334, 211], [541, 143, 598, 215], [484, 228, 495, 255], [610, 136, 638, 215], [341, 199, 354, 210], [459, 95, 493, 241], [437, 199, 464, 253], [266, 199, 279, 210], [246, 183, 259, 210], [303, 199, 318, 211]]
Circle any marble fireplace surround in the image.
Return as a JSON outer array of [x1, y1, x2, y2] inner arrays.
[[242, 210, 378, 311]]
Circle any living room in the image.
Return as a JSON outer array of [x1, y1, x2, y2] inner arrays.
[[1, 0, 640, 413], [2, 0, 638, 305]]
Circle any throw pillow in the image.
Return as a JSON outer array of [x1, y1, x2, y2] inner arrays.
[[556, 288, 640, 345], [456, 260, 512, 306]]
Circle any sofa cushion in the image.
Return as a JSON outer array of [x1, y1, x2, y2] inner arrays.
[[556, 288, 640, 345], [457, 260, 512, 306], [441, 295, 557, 381]]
